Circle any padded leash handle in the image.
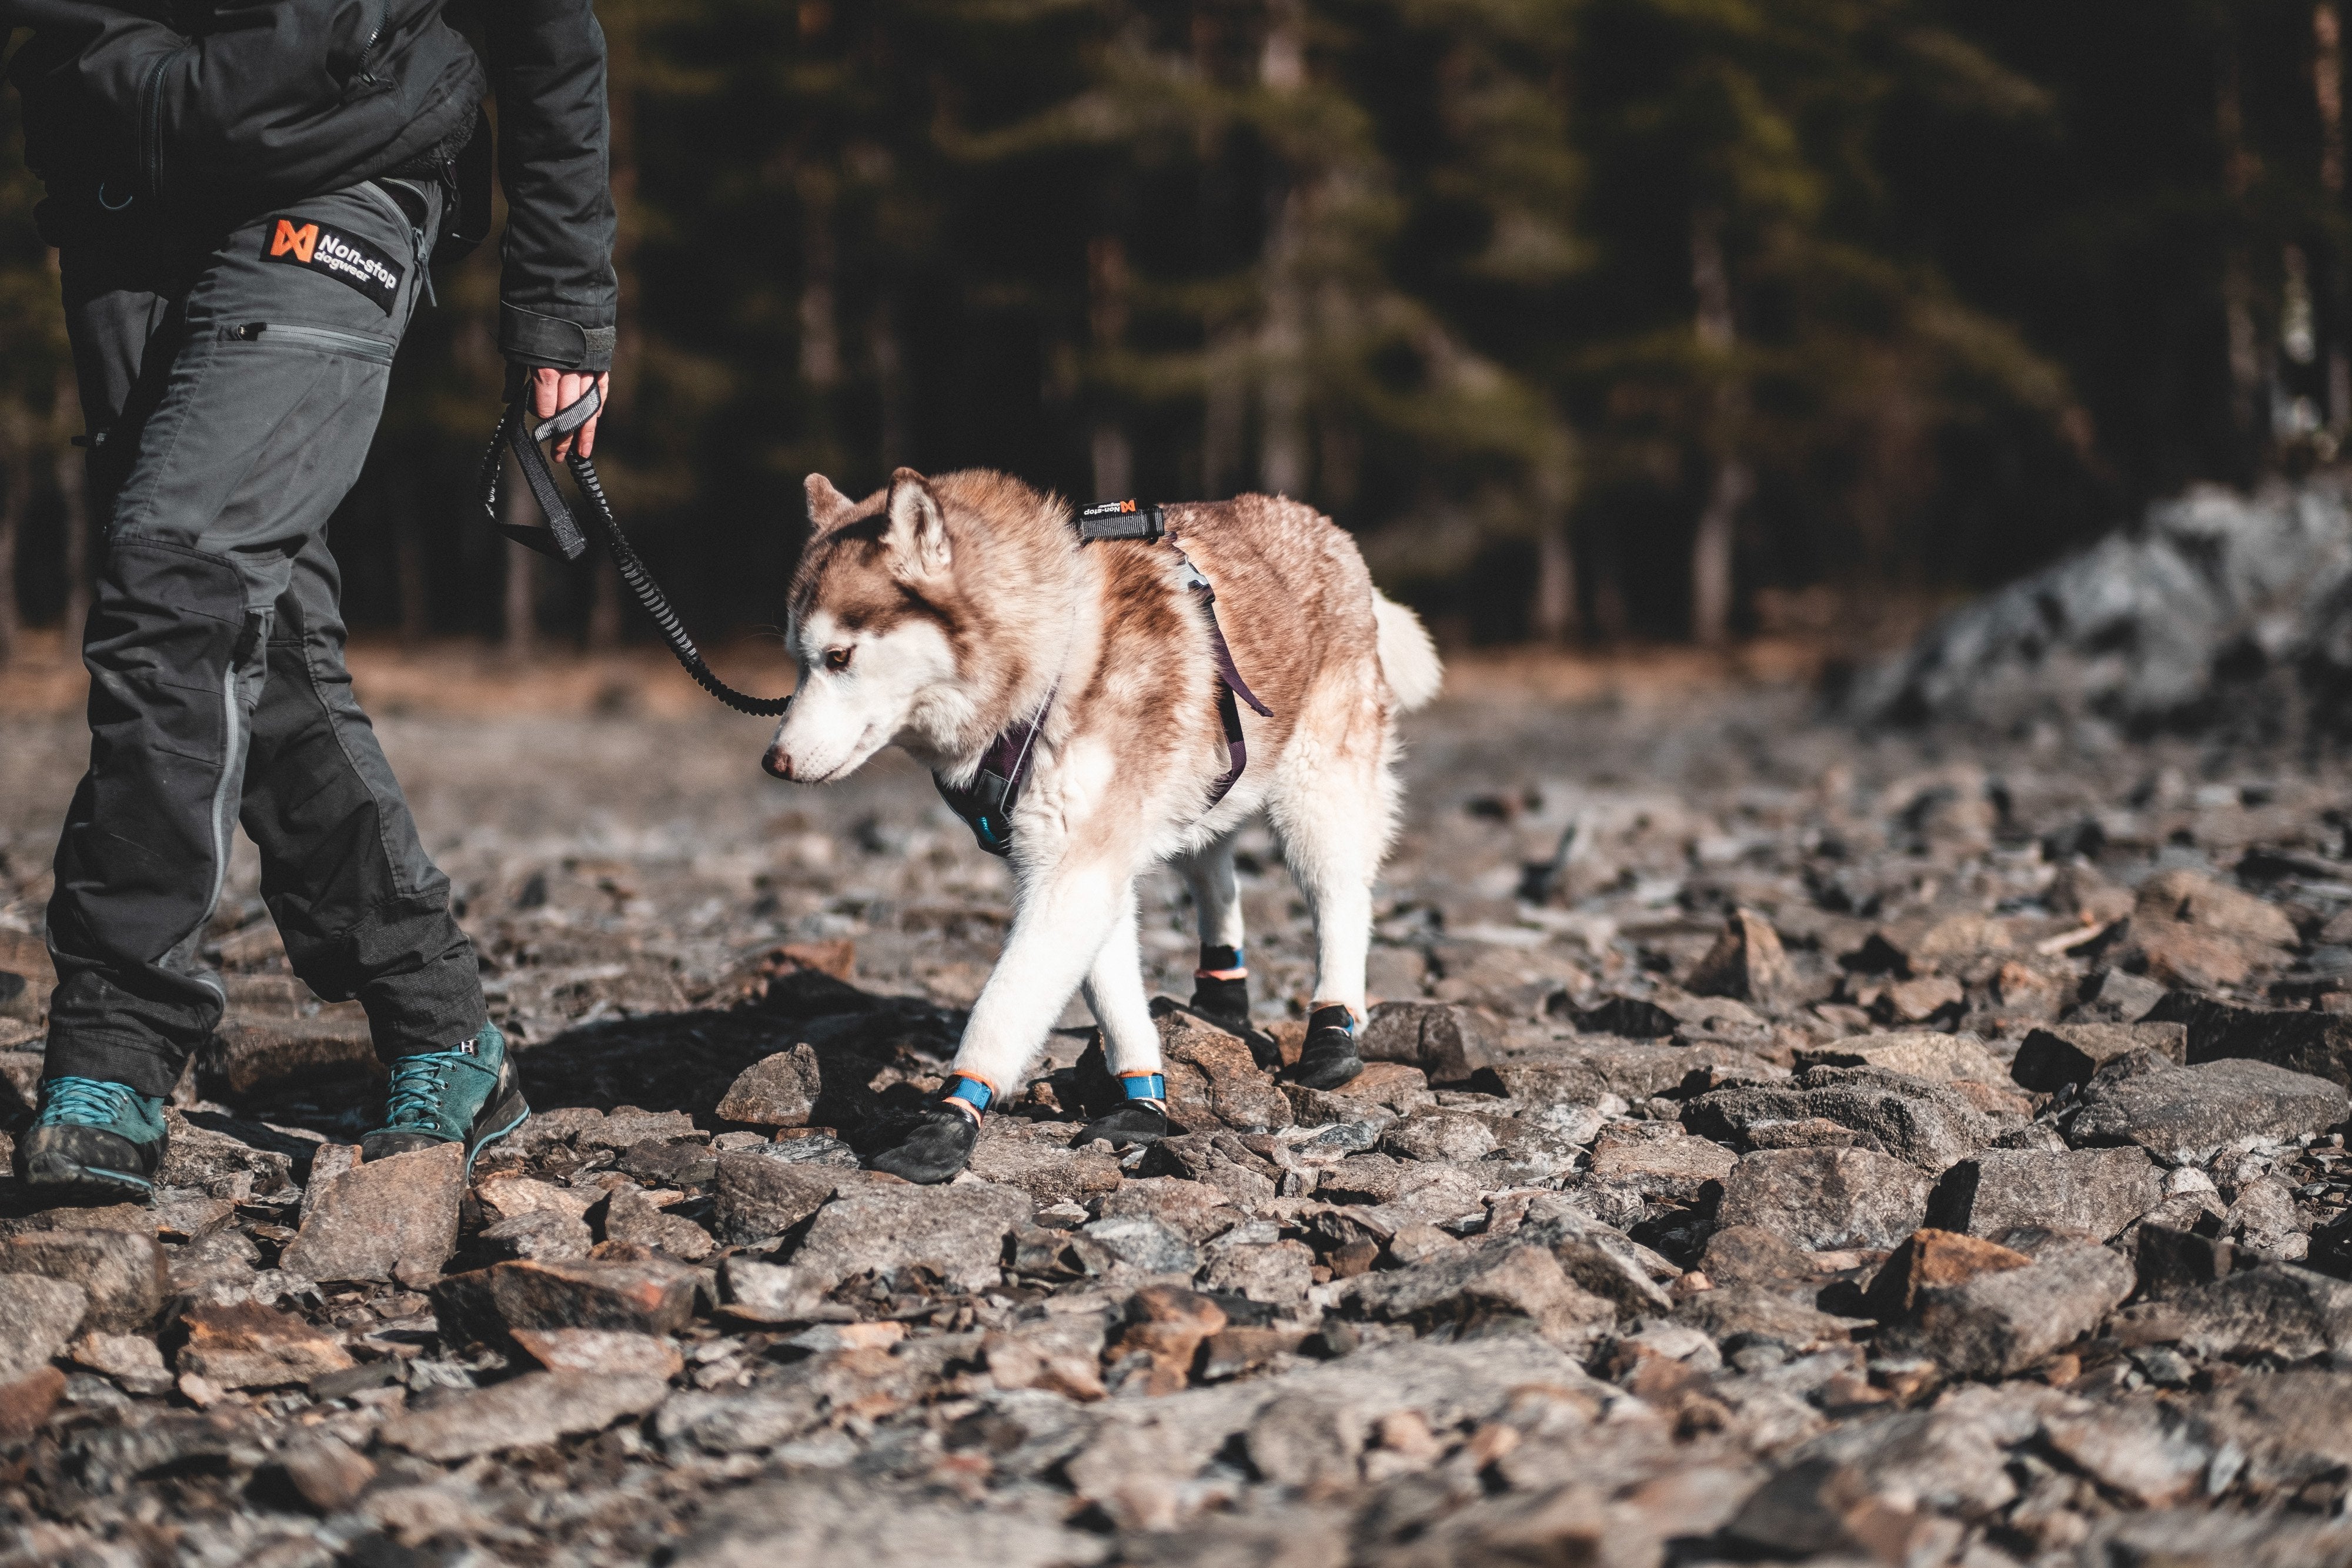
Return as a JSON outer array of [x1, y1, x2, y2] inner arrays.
[[477, 388, 793, 718]]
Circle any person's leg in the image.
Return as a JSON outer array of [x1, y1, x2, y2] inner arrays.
[[31, 180, 510, 1196], [245, 520, 522, 1167], [27, 250, 201, 1196]]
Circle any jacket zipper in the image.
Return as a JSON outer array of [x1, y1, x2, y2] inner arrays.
[[141, 42, 191, 203], [222, 323, 396, 365], [356, 0, 388, 84]]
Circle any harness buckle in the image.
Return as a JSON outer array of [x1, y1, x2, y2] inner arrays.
[[1077, 499, 1165, 543]]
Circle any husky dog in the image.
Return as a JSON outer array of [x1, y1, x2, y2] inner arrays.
[[765, 467, 1442, 1183]]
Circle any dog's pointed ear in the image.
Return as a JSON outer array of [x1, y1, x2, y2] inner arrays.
[[805, 473, 854, 534], [884, 467, 951, 575]]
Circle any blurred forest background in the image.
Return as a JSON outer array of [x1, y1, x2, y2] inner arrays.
[[3, 0, 2352, 660]]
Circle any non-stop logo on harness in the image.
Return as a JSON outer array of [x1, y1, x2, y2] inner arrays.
[[259, 218, 403, 314]]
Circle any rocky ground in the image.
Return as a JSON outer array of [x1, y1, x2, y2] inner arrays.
[[7, 658, 2352, 1566]]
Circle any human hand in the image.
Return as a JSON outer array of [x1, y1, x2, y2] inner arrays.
[[532, 366, 610, 459]]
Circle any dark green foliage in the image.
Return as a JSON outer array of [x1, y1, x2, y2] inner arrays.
[[2, 0, 2346, 647]]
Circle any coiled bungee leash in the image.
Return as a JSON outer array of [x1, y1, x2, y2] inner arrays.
[[478, 384, 793, 717]]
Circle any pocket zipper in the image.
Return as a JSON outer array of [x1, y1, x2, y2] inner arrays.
[[221, 322, 396, 365], [360, 179, 436, 307]]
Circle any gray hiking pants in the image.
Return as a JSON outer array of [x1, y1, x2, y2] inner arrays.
[[45, 179, 487, 1099]]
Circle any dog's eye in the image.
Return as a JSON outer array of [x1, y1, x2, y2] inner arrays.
[[824, 647, 853, 673]]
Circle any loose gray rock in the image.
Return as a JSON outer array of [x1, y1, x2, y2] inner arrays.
[[1912, 1236, 2134, 1376], [279, 1140, 463, 1284], [0, 1275, 88, 1382], [379, 1370, 670, 1460], [2070, 1057, 2349, 1161], [1343, 1244, 1616, 1349], [2114, 1263, 2352, 1361], [2147, 992, 2352, 1088], [1361, 1001, 1502, 1083], [2011, 1022, 2189, 1091], [0, 1230, 168, 1333], [1685, 1065, 1996, 1173], [1716, 1146, 1933, 1251], [716, 1044, 824, 1126], [712, 1149, 846, 1243], [788, 1180, 1031, 1292], [1082, 1216, 1201, 1277], [1929, 1146, 2166, 1242], [1379, 1109, 1499, 1164]]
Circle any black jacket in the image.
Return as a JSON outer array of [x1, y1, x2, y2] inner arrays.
[[2, 0, 615, 370]]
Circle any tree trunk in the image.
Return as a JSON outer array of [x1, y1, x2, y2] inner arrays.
[[1087, 233, 1133, 500], [798, 171, 841, 398], [588, 0, 641, 650], [1255, 1, 1309, 500], [2218, 35, 2265, 468], [56, 367, 91, 659], [2318, 4, 2350, 430], [1689, 210, 1745, 647], [391, 455, 429, 644], [0, 436, 22, 666], [502, 456, 536, 661], [871, 296, 909, 470], [1528, 429, 1578, 643]]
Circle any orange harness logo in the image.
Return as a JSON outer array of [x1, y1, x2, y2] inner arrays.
[[269, 220, 320, 265]]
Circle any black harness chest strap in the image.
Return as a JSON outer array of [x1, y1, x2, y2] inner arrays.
[[935, 500, 1273, 856]]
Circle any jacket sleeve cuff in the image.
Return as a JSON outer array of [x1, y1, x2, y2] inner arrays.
[[499, 303, 616, 372]]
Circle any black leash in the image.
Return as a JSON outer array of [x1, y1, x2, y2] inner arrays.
[[479, 386, 792, 716]]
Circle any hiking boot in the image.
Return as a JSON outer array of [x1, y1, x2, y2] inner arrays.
[[362, 1023, 530, 1175], [867, 1099, 981, 1185], [1290, 1003, 1365, 1091], [16, 1077, 169, 1205]]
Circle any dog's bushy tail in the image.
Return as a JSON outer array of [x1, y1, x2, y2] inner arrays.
[[1372, 590, 1443, 712]]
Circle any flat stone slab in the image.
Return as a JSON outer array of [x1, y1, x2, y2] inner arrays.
[[2070, 1058, 2349, 1161]]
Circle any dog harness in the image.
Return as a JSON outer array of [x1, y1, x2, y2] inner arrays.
[[934, 500, 1273, 857]]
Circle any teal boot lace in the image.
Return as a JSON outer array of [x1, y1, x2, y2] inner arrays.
[[38, 1076, 154, 1130]]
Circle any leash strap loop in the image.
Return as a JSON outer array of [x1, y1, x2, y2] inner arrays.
[[478, 390, 792, 716]]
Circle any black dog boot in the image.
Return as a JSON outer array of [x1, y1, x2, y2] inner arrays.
[[868, 1076, 988, 1184], [1074, 1070, 1172, 1149], [1189, 944, 1251, 1032], [1291, 1002, 1365, 1090]]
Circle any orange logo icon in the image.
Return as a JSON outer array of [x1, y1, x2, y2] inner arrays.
[[270, 220, 319, 264]]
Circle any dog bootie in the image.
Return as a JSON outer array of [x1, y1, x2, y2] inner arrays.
[[1075, 1071, 1172, 1149], [1189, 944, 1251, 1031], [868, 1076, 987, 1184], [1291, 1003, 1365, 1090]]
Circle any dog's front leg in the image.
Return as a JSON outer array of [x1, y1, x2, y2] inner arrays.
[[950, 857, 1127, 1094], [867, 858, 1131, 1185]]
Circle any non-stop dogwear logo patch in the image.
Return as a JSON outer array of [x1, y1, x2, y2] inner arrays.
[[259, 218, 403, 313]]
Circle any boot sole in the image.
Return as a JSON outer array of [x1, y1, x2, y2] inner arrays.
[[466, 1099, 531, 1181], [19, 1157, 155, 1207]]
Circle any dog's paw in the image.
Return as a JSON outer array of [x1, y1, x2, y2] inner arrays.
[[1073, 1101, 1170, 1151], [867, 1102, 980, 1184], [1289, 1005, 1365, 1091]]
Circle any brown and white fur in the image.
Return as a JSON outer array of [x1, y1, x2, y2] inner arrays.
[[765, 467, 1442, 1102]]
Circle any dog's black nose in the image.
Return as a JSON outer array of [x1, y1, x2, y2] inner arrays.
[[762, 747, 792, 781]]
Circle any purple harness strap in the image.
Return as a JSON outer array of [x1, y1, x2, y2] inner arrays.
[[1174, 541, 1274, 807], [934, 512, 1271, 856]]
